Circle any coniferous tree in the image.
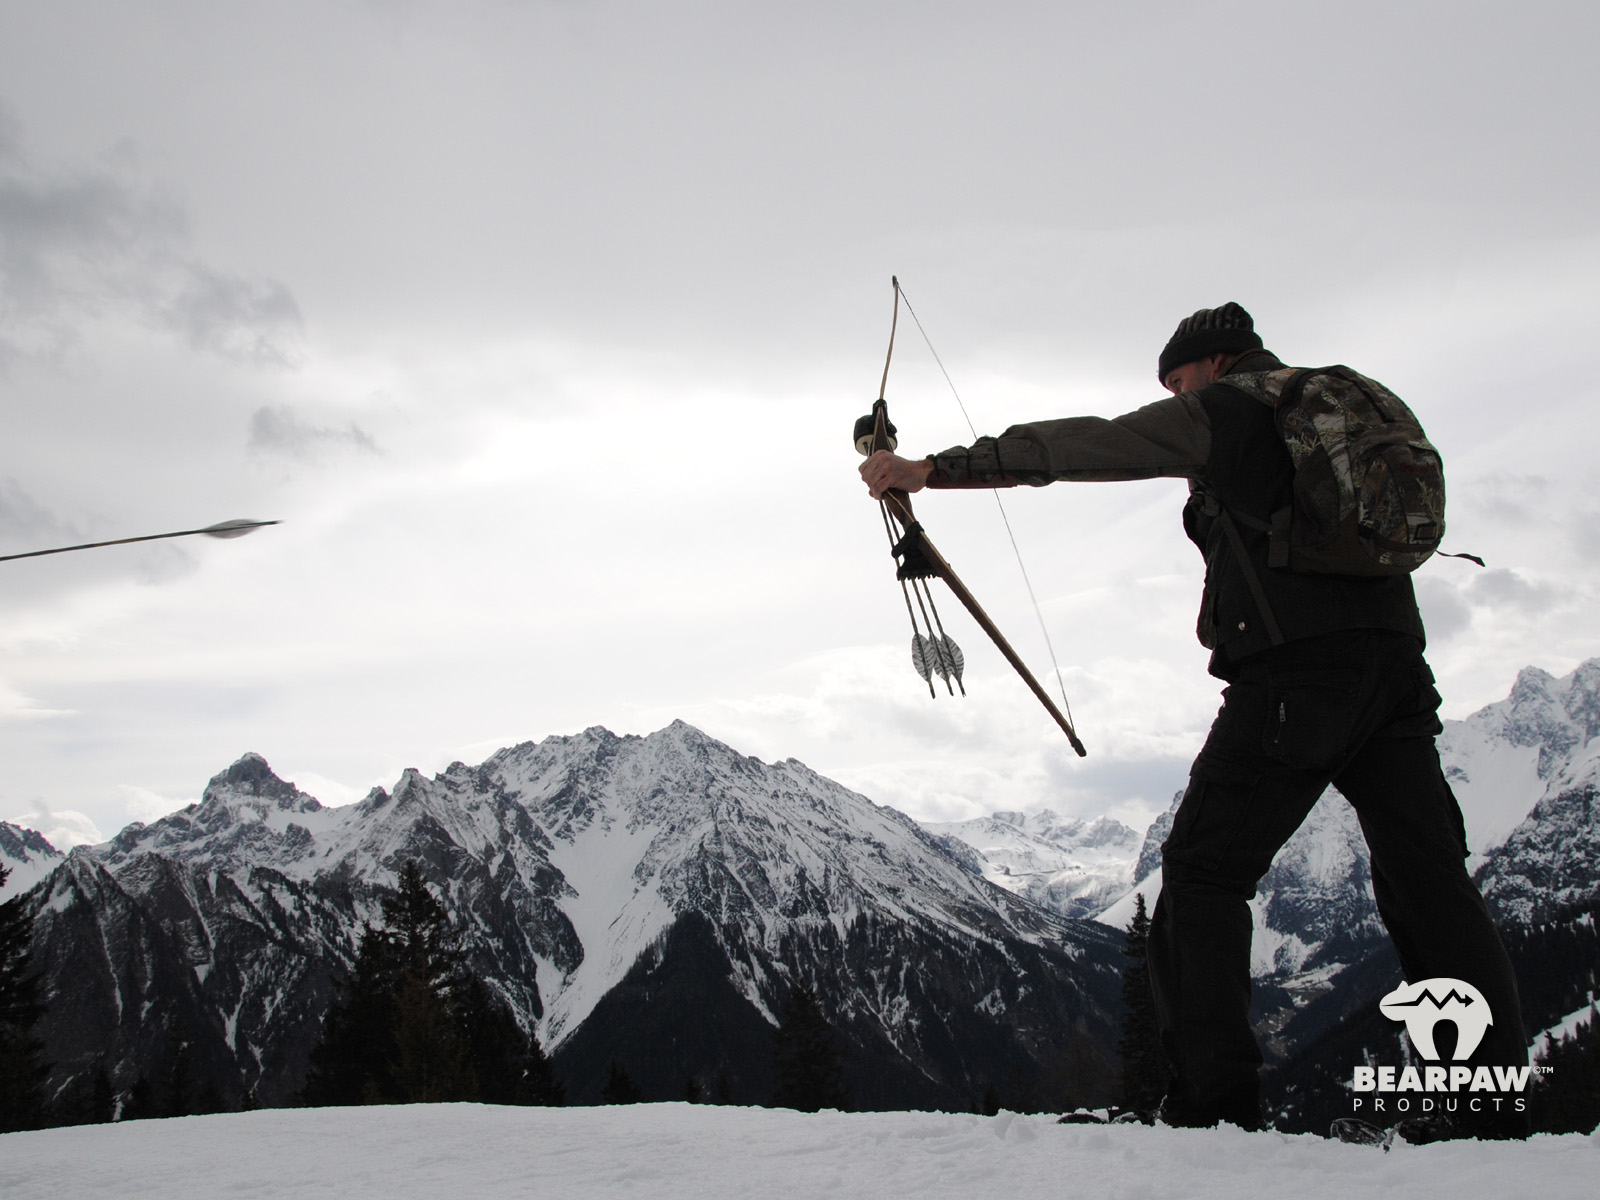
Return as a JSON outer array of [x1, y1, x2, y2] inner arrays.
[[457, 974, 562, 1105], [1116, 893, 1168, 1116], [600, 1060, 643, 1104], [681, 1075, 703, 1103], [302, 860, 564, 1108], [88, 1064, 115, 1124], [517, 1033, 565, 1106], [160, 1018, 194, 1118], [1528, 1006, 1600, 1135], [301, 924, 402, 1105], [771, 982, 851, 1112], [0, 863, 49, 1132], [122, 1075, 158, 1121], [382, 860, 472, 1102], [978, 1082, 1001, 1117]]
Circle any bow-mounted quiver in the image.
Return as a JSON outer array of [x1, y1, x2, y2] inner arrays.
[[855, 280, 1086, 756]]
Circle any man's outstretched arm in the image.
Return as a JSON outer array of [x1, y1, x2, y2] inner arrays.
[[860, 391, 1213, 500]]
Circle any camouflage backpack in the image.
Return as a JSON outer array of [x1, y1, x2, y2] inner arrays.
[[1214, 365, 1448, 575]]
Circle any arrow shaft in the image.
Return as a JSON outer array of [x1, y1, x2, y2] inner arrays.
[[884, 490, 1085, 755], [0, 521, 279, 563]]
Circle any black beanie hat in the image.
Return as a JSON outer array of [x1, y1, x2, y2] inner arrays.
[[1157, 302, 1263, 383]]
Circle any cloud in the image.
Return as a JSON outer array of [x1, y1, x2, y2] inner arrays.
[[248, 405, 379, 458], [1468, 567, 1557, 614], [1414, 576, 1473, 641], [0, 108, 302, 367], [10, 798, 102, 848], [132, 542, 199, 587], [114, 784, 191, 824], [0, 680, 71, 720], [1459, 474, 1553, 528], [160, 264, 303, 365], [0, 477, 78, 547]]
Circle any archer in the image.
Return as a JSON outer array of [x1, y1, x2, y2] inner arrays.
[[860, 302, 1526, 1139]]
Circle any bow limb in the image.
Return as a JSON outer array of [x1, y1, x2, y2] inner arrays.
[[881, 490, 1087, 756]]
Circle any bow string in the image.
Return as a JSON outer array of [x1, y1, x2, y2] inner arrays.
[[855, 276, 1087, 756]]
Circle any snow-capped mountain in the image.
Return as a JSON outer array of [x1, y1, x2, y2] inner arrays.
[[1474, 728, 1600, 926], [1100, 658, 1600, 954], [1439, 660, 1600, 870], [922, 810, 1141, 919], [24, 722, 1123, 1112], [1, 820, 63, 897]]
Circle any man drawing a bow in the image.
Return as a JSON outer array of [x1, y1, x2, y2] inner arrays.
[[860, 303, 1526, 1137]]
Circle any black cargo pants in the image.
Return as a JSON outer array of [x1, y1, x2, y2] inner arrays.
[[1147, 629, 1525, 1129]]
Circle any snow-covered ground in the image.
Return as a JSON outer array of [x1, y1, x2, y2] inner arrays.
[[1, 1104, 1594, 1199]]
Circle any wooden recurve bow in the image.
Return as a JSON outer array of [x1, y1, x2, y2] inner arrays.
[[856, 278, 1086, 757]]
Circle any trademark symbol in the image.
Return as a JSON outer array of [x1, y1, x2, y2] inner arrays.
[[1533, 1065, 1555, 1075]]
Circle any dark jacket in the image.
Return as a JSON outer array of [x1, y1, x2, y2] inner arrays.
[[926, 349, 1425, 676]]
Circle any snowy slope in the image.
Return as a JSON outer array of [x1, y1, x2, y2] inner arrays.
[[1438, 660, 1600, 866], [1, 820, 63, 897], [0, 1104, 1593, 1200], [921, 809, 1141, 918], [1475, 736, 1600, 924]]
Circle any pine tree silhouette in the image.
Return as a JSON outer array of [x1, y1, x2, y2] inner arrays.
[[89, 1064, 115, 1124], [1528, 1005, 1600, 1134], [0, 862, 49, 1132], [1116, 893, 1169, 1116], [978, 1082, 1001, 1116], [601, 1059, 643, 1104], [771, 982, 851, 1112], [301, 924, 403, 1104], [122, 1075, 158, 1121], [302, 860, 564, 1108], [517, 1034, 565, 1107], [159, 1018, 194, 1118]]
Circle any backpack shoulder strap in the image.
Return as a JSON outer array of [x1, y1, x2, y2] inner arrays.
[[1216, 509, 1286, 647]]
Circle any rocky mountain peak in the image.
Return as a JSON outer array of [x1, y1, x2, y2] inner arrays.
[[202, 752, 323, 815], [0, 821, 64, 897], [1494, 659, 1600, 775]]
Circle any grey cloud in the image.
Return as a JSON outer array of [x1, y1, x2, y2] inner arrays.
[[1459, 474, 1553, 528], [0, 478, 79, 548], [1570, 509, 1600, 560], [1468, 568, 1557, 614], [1043, 753, 1191, 817], [1416, 568, 1557, 639], [0, 111, 300, 367], [132, 543, 198, 587], [161, 265, 302, 366], [1415, 576, 1472, 641], [249, 405, 379, 458]]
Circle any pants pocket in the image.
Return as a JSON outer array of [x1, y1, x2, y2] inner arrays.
[[1261, 669, 1361, 771], [1163, 766, 1261, 877]]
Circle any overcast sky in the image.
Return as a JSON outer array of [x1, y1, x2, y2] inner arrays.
[[1, 0, 1597, 849]]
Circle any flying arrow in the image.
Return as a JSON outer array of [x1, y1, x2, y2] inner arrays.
[[0, 519, 281, 563]]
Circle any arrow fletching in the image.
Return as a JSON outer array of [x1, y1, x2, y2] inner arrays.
[[201, 519, 279, 540], [935, 635, 964, 684]]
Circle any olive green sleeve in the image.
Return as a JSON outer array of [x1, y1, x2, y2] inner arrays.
[[926, 391, 1212, 487]]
